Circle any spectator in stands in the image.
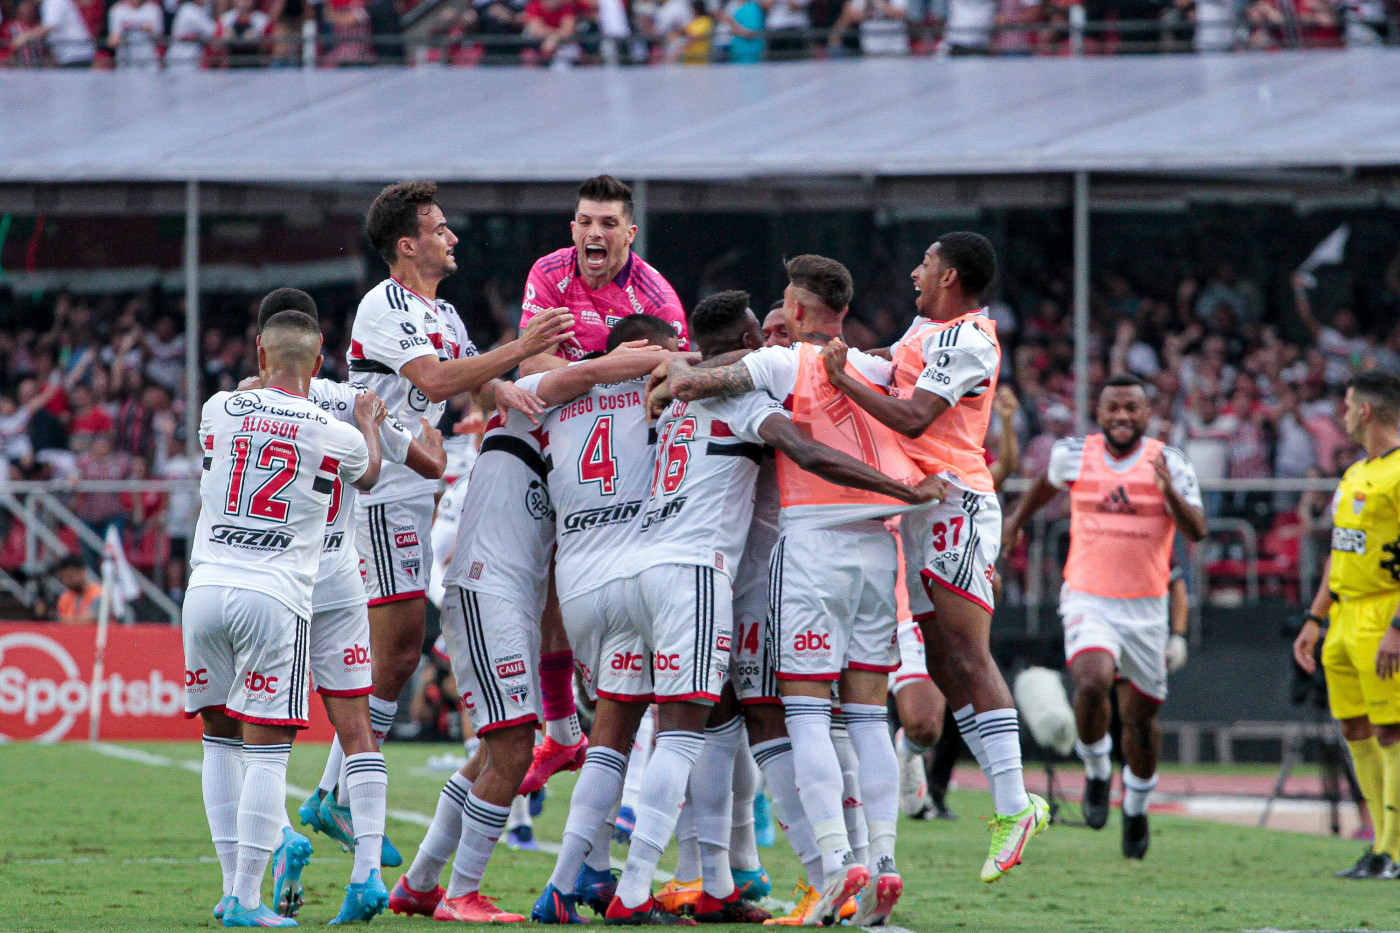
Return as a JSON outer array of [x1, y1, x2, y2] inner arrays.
[[323, 0, 375, 65], [2, 0, 49, 65], [1245, 0, 1286, 47], [1344, 0, 1389, 44], [943, 0, 996, 52], [53, 555, 102, 625], [72, 432, 133, 547], [523, 0, 579, 63], [1195, 261, 1262, 326], [1175, 388, 1236, 516], [1293, 271, 1368, 387], [830, 0, 911, 55], [367, 0, 405, 63], [143, 316, 185, 393], [993, 0, 1042, 53], [1189, 0, 1237, 50], [36, 0, 94, 66], [106, 0, 164, 69], [217, 0, 272, 66], [165, 0, 216, 70], [67, 383, 114, 440], [765, 0, 812, 58], [716, 0, 765, 62]]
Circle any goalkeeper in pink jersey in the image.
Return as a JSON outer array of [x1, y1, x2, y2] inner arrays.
[[518, 174, 688, 376]]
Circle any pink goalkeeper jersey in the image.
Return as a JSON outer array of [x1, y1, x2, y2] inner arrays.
[[520, 247, 688, 361]]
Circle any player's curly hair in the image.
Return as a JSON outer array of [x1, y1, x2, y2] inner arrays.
[[577, 175, 634, 222], [934, 231, 996, 300], [366, 180, 439, 265], [690, 291, 750, 341], [784, 255, 853, 314]]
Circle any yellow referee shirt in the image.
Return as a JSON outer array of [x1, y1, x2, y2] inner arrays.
[[1329, 448, 1400, 602]]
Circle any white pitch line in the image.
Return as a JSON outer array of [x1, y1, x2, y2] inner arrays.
[[86, 742, 678, 881]]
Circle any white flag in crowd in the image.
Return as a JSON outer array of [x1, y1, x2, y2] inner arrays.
[[1296, 223, 1350, 288]]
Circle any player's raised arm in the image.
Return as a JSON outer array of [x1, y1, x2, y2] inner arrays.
[[400, 306, 574, 404], [530, 340, 670, 406], [668, 356, 757, 402], [755, 412, 945, 506], [999, 469, 1060, 560], [348, 390, 384, 492], [822, 337, 950, 438], [405, 417, 447, 480], [1153, 450, 1208, 543]]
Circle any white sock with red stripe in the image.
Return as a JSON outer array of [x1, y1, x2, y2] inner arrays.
[[201, 735, 244, 897], [233, 744, 290, 909], [446, 793, 510, 898], [548, 746, 627, 894], [616, 730, 707, 908], [404, 772, 472, 892], [781, 695, 852, 878], [345, 752, 388, 884], [751, 736, 823, 888]]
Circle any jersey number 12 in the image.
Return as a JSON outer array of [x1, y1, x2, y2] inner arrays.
[[223, 434, 299, 523]]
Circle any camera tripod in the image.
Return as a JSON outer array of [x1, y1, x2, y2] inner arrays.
[[1257, 703, 1364, 835]]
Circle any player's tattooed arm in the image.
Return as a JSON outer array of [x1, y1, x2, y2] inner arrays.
[[668, 358, 756, 402]]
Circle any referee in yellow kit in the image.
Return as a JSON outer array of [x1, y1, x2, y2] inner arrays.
[[1295, 370, 1400, 880]]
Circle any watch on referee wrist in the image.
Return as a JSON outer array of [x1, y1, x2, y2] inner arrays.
[[1304, 613, 1326, 627]]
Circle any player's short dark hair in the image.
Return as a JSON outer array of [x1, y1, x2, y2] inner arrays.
[[55, 554, 86, 574], [934, 232, 997, 300], [366, 180, 439, 265], [1102, 373, 1147, 393], [257, 288, 318, 332], [689, 291, 751, 344], [577, 175, 633, 223], [769, 299, 784, 312], [1349, 369, 1400, 421], [262, 309, 322, 341], [606, 313, 676, 351], [784, 254, 853, 314]]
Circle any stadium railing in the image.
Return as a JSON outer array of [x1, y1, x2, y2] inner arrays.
[[2, 475, 1340, 630], [9, 12, 1393, 69]]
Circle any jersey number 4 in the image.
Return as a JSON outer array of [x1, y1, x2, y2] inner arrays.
[[579, 416, 618, 495], [223, 434, 299, 523]]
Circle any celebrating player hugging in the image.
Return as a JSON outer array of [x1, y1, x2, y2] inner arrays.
[[184, 177, 1086, 928]]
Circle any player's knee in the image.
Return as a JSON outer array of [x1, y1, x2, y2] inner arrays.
[[904, 714, 941, 748], [487, 727, 537, 777], [1073, 674, 1112, 704]]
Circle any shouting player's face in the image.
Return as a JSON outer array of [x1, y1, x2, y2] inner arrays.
[[409, 204, 458, 278], [572, 199, 636, 286], [1097, 385, 1149, 454], [911, 244, 946, 317], [762, 309, 791, 348]]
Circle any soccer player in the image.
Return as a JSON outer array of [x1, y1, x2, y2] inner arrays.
[[246, 289, 447, 922], [184, 311, 378, 928], [665, 257, 932, 925], [337, 181, 572, 822], [619, 290, 943, 926], [1001, 373, 1206, 859], [1293, 370, 1400, 880], [388, 338, 667, 923], [518, 174, 687, 375], [819, 232, 1048, 882]]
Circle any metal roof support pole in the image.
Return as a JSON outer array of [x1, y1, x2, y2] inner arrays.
[[1072, 170, 1090, 433], [184, 180, 201, 460], [632, 177, 649, 259]]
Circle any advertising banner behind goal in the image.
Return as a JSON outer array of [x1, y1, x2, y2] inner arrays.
[[0, 623, 337, 743]]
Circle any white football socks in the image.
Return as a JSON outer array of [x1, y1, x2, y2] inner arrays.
[[781, 695, 851, 878], [507, 795, 532, 831], [368, 696, 398, 745], [404, 772, 472, 892], [693, 717, 743, 898], [201, 734, 244, 897], [548, 746, 627, 894], [830, 714, 869, 867], [954, 704, 989, 772], [317, 736, 344, 799], [844, 703, 899, 872], [616, 731, 706, 908], [729, 739, 762, 873], [446, 793, 510, 898], [232, 743, 290, 908], [976, 708, 1030, 816], [620, 707, 654, 814], [344, 752, 388, 884], [751, 736, 822, 887], [1122, 766, 1158, 817], [1075, 734, 1114, 781], [674, 797, 702, 881], [585, 798, 619, 873]]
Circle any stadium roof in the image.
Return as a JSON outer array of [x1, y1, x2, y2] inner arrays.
[[5, 49, 1400, 184]]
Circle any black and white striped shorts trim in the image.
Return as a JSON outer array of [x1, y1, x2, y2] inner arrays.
[[367, 504, 394, 598], [287, 616, 310, 723], [458, 588, 511, 726]]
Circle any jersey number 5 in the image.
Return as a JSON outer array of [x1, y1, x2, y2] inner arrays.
[[579, 416, 618, 495], [224, 434, 300, 523]]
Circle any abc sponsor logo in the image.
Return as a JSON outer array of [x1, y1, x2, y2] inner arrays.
[[654, 654, 682, 672], [243, 671, 279, 695], [342, 645, 371, 669], [610, 651, 645, 672], [0, 632, 181, 743], [793, 631, 832, 653]]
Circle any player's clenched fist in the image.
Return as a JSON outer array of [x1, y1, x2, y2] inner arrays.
[[354, 389, 387, 425], [419, 417, 445, 456], [520, 306, 575, 355], [822, 338, 850, 386]]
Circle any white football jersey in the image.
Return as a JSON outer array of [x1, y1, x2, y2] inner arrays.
[[443, 373, 556, 617], [347, 278, 477, 505], [633, 393, 785, 578], [307, 378, 414, 611], [543, 376, 654, 602], [737, 453, 780, 583], [908, 311, 998, 402], [190, 388, 370, 620]]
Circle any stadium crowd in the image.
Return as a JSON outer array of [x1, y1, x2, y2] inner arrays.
[[4, 235, 1398, 614], [0, 0, 1391, 68]]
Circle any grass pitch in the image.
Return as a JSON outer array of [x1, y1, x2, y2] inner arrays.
[[1, 741, 1393, 933]]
